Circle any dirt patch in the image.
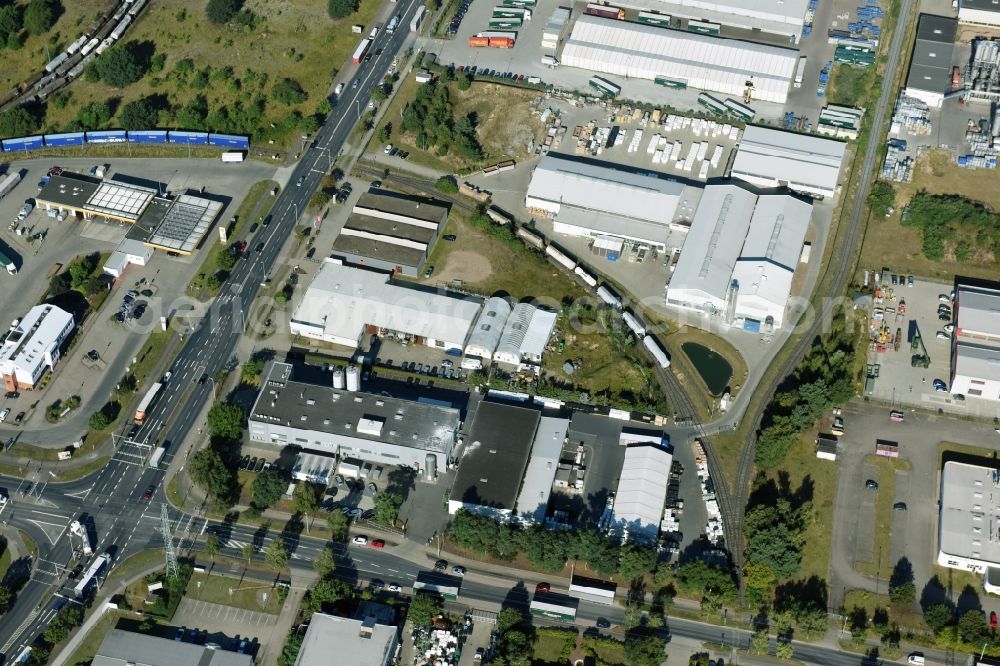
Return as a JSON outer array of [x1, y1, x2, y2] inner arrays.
[[432, 249, 493, 284], [451, 83, 543, 160]]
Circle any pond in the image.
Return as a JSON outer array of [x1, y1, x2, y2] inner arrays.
[[681, 342, 733, 396]]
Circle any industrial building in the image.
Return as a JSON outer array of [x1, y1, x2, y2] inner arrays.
[[559, 15, 799, 104], [611, 0, 809, 39], [951, 281, 1000, 401], [0, 304, 75, 391], [492, 303, 559, 366], [289, 260, 481, 352], [331, 192, 449, 277], [295, 613, 398, 666], [93, 629, 252, 666], [959, 0, 1000, 28], [666, 184, 812, 329], [730, 125, 847, 198], [611, 441, 674, 544], [465, 296, 513, 359], [515, 416, 570, 524], [903, 14, 957, 108], [102, 238, 153, 278], [448, 401, 541, 520], [525, 153, 690, 249], [247, 362, 461, 475], [938, 460, 1000, 580], [35, 172, 222, 255]]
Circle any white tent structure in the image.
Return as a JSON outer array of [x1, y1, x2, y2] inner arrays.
[[560, 15, 799, 103], [465, 297, 512, 359], [611, 443, 673, 544]]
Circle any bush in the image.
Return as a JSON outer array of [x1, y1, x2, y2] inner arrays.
[[328, 0, 359, 18], [93, 42, 150, 88], [435, 176, 458, 194], [272, 78, 308, 105], [23, 0, 55, 36], [89, 411, 111, 430], [119, 97, 160, 130], [206, 0, 242, 24]]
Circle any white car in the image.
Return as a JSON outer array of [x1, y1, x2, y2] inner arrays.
[[334, 83, 345, 95], [353, 535, 368, 545], [0, 408, 9, 423], [936, 331, 949, 340], [944, 323, 955, 334], [387, 583, 402, 593], [0, 491, 7, 505], [383, 144, 393, 154]]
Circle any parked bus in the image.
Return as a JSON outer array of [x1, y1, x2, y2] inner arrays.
[[134, 382, 162, 424], [530, 593, 579, 622], [723, 97, 755, 121], [588, 76, 620, 98], [697, 92, 727, 116], [794, 55, 807, 88]]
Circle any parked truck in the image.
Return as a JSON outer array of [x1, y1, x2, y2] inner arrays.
[[0, 249, 16, 275], [0, 172, 21, 199], [585, 3, 624, 19]]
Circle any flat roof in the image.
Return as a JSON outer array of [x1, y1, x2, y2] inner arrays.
[[668, 184, 756, 306], [954, 341, 1000, 383], [36, 173, 101, 208], [612, 443, 673, 543], [962, 0, 1000, 13], [94, 629, 252, 666], [88, 179, 157, 221], [957, 283, 1000, 338], [906, 15, 957, 94], [637, 0, 810, 26], [146, 193, 222, 254], [0, 305, 73, 370], [331, 233, 426, 269], [452, 401, 541, 511], [291, 260, 481, 346], [249, 363, 461, 454], [527, 153, 684, 224], [516, 416, 569, 523], [295, 614, 397, 666], [353, 191, 449, 225], [344, 214, 437, 243], [940, 460, 1000, 566], [731, 125, 847, 194]]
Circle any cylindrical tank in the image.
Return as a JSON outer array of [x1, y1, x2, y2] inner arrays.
[[424, 454, 437, 481], [346, 365, 360, 392], [332, 367, 345, 390]]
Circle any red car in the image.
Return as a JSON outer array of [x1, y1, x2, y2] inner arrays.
[[535, 582, 550, 594], [370, 539, 385, 549], [142, 484, 155, 501], [991, 611, 997, 629]]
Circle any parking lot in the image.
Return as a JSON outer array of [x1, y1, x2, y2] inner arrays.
[[829, 400, 1000, 609]]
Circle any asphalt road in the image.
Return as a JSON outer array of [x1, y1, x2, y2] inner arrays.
[[0, 2, 423, 657]]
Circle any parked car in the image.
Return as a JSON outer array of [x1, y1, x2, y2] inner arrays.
[[335, 474, 344, 487], [936, 331, 950, 340], [938, 294, 951, 303], [535, 582, 551, 593], [944, 323, 955, 333], [296, 176, 304, 187], [595, 618, 612, 629], [434, 559, 448, 571], [893, 502, 907, 511], [933, 379, 948, 392], [0, 408, 10, 423], [424, 266, 434, 278], [254, 458, 266, 472], [452, 565, 466, 576], [387, 583, 402, 593], [368, 482, 378, 496], [353, 535, 369, 545], [939, 313, 952, 321], [441, 359, 454, 368], [442, 234, 457, 241], [889, 410, 904, 422], [14, 411, 24, 424], [371, 539, 385, 549], [865, 479, 878, 489]]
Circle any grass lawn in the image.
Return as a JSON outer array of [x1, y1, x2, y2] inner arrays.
[[185, 572, 282, 614], [859, 150, 1000, 282], [17, 531, 37, 561], [581, 637, 627, 665], [532, 633, 574, 664], [53, 455, 112, 482], [166, 474, 185, 510], [374, 77, 543, 173], [0, 545, 11, 580], [938, 440, 997, 462], [63, 610, 128, 666], [841, 589, 928, 634], [105, 549, 165, 589], [828, 64, 877, 107], [854, 456, 899, 579], [34, 0, 382, 147], [187, 180, 279, 299]]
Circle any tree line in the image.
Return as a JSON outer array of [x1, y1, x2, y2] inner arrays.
[[399, 79, 484, 161], [449, 509, 657, 580], [902, 192, 1000, 264]]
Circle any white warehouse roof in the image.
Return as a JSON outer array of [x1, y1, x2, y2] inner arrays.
[[667, 185, 757, 315], [290, 260, 480, 350], [493, 303, 559, 365], [731, 125, 847, 198], [560, 16, 799, 103], [465, 297, 512, 359], [629, 0, 809, 36], [730, 194, 813, 327], [612, 443, 673, 544], [515, 416, 570, 524]]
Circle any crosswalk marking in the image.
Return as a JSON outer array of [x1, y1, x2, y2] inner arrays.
[[0, 609, 38, 653]]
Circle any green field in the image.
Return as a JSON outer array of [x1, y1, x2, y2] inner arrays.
[[10, 0, 381, 148], [185, 573, 282, 614]]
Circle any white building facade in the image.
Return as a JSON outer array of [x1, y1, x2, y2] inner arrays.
[[0, 305, 75, 391], [951, 282, 1000, 401]]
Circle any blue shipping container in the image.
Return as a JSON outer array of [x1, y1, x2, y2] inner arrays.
[[207, 133, 250, 149], [128, 130, 168, 143], [86, 129, 128, 143], [43, 132, 86, 147], [743, 319, 761, 333], [2, 136, 44, 152], [168, 130, 209, 145]]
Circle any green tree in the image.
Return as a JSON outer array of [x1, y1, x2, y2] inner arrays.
[[241, 359, 265, 383], [49, 271, 71, 295], [251, 468, 287, 509], [750, 630, 769, 654], [277, 630, 303, 666], [958, 609, 990, 644], [408, 592, 442, 626], [308, 190, 330, 212], [776, 641, 794, 659], [314, 547, 337, 579], [377, 123, 392, 142], [304, 577, 350, 613], [23, 0, 55, 36], [923, 603, 952, 633], [119, 97, 159, 129], [272, 78, 308, 105], [521, 525, 571, 572], [746, 522, 803, 579], [618, 542, 657, 581], [293, 482, 321, 528], [373, 492, 402, 525], [689, 654, 710, 666], [265, 537, 288, 573], [496, 607, 523, 634], [241, 542, 255, 565], [76, 101, 112, 130], [328, 0, 359, 18], [207, 402, 245, 440], [370, 86, 387, 103], [204, 533, 220, 563], [497, 629, 532, 665], [434, 176, 458, 194], [326, 509, 349, 539], [118, 373, 138, 394], [623, 633, 666, 666], [189, 448, 233, 500], [868, 180, 896, 218], [69, 261, 91, 288], [216, 249, 237, 272], [206, 0, 242, 24], [674, 560, 737, 600], [889, 580, 915, 605], [0, 584, 13, 611], [575, 529, 620, 577], [43, 618, 69, 646], [457, 74, 472, 90], [88, 410, 111, 430], [94, 42, 149, 88], [0, 5, 20, 39], [0, 107, 40, 137]]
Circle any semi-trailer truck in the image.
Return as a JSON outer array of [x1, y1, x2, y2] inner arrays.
[[0, 172, 21, 199]]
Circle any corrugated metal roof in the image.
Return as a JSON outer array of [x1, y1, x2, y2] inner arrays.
[[560, 15, 798, 103], [731, 125, 846, 195], [954, 341, 1000, 382], [957, 284, 1000, 337], [466, 296, 512, 358], [612, 443, 672, 543], [906, 15, 957, 95], [516, 416, 569, 523]]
